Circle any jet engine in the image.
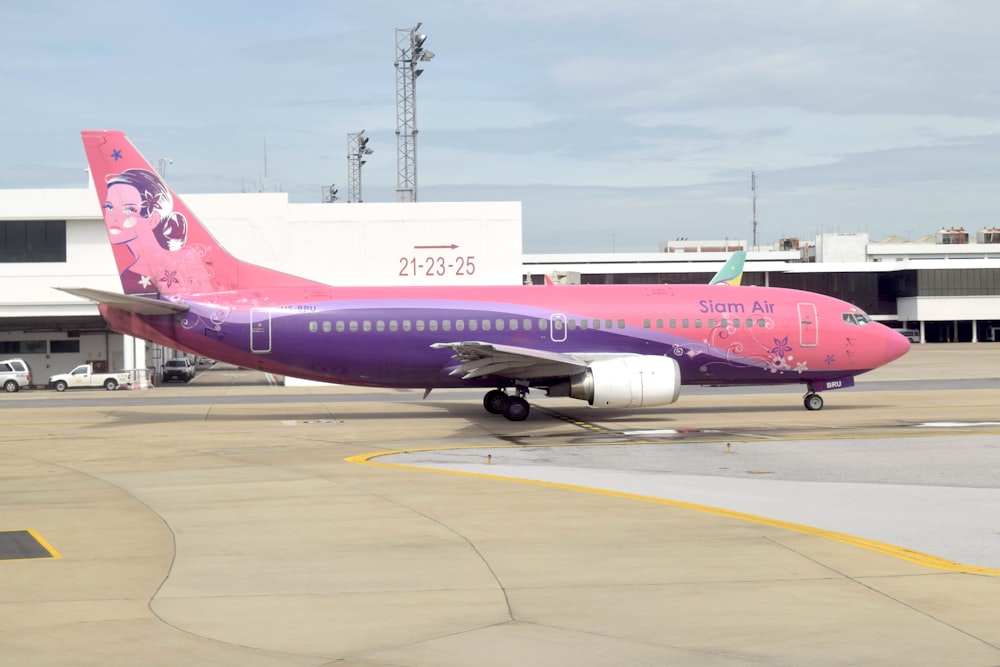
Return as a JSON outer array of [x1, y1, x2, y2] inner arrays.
[[550, 356, 681, 408]]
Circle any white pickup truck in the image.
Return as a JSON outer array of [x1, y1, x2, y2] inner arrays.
[[49, 364, 132, 391]]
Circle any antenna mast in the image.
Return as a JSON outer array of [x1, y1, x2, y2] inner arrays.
[[751, 171, 758, 250]]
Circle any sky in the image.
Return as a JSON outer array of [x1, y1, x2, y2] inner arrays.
[[2, 0, 1000, 252]]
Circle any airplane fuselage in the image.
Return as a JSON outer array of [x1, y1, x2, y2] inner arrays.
[[102, 282, 904, 390]]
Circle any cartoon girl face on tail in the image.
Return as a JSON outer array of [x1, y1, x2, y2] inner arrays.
[[102, 169, 210, 295]]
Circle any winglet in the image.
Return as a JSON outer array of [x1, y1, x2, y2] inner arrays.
[[709, 250, 746, 286]]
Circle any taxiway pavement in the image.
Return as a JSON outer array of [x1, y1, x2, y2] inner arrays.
[[1, 344, 999, 665]]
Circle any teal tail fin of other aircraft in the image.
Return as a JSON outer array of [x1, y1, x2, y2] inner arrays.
[[709, 250, 746, 286]]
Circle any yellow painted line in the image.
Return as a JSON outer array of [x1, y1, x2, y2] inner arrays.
[[348, 449, 1000, 577], [27, 529, 62, 559]]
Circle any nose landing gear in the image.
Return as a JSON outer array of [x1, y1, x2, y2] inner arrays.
[[803, 391, 824, 411]]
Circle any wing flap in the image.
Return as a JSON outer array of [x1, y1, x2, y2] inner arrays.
[[55, 287, 189, 315], [431, 341, 588, 380]]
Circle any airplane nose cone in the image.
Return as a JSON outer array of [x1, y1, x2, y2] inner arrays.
[[885, 328, 911, 362]]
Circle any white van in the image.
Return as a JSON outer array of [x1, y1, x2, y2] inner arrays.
[[896, 329, 920, 343]]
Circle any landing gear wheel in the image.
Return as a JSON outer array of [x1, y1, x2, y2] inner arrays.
[[804, 393, 824, 411], [483, 389, 507, 414], [501, 395, 530, 421]]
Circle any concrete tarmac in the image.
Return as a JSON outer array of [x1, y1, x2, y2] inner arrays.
[[2, 344, 1000, 666]]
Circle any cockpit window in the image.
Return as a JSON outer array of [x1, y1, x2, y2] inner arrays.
[[842, 311, 872, 326]]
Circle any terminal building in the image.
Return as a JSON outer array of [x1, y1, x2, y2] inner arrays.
[[3, 184, 1000, 386]]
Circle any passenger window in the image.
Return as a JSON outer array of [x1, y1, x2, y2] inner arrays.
[[390, 320, 399, 332], [349, 321, 359, 332], [442, 320, 451, 332], [656, 318, 664, 329], [579, 319, 588, 330], [376, 320, 385, 332], [469, 319, 478, 332], [669, 318, 676, 328], [682, 318, 689, 328], [456, 320, 465, 332], [510, 318, 519, 331], [336, 321, 345, 332], [605, 319, 613, 329], [695, 319, 702, 328], [757, 318, 766, 327], [708, 318, 716, 328], [309, 321, 318, 333], [643, 318, 651, 329], [429, 320, 438, 332], [403, 320, 412, 332], [495, 319, 504, 331], [553, 319, 564, 330], [482, 320, 491, 331], [618, 319, 625, 329], [416, 320, 425, 332], [323, 321, 332, 333], [363, 321, 372, 332], [523, 319, 533, 331], [539, 319, 548, 331]]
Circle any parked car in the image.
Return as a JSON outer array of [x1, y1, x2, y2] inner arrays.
[[1, 358, 32, 392], [49, 364, 132, 391], [162, 358, 196, 383]]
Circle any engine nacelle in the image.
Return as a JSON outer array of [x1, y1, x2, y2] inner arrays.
[[562, 356, 681, 408]]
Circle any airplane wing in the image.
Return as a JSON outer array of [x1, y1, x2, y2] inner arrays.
[[431, 341, 589, 380], [55, 287, 190, 315]]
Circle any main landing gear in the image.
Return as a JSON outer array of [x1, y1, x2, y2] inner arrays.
[[803, 391, 824, 411], [483, 387, 530, 421]]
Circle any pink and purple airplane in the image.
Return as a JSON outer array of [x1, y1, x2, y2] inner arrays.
[[62, 130, 910, 420]]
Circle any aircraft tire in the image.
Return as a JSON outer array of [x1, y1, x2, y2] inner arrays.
[[502, 396, 530, 421], [804, 393, 824, 411], [483, 389, 507, 414]]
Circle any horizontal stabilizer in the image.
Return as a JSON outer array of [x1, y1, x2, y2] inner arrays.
[[55, 287, 189, 315]]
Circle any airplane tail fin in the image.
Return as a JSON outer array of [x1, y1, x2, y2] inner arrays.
[[709, 250, 746, 286], [81, 130, 323, 297]]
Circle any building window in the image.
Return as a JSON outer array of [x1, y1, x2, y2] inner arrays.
[[50, 340, 81, 354], [0, 221, 67, 263]]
